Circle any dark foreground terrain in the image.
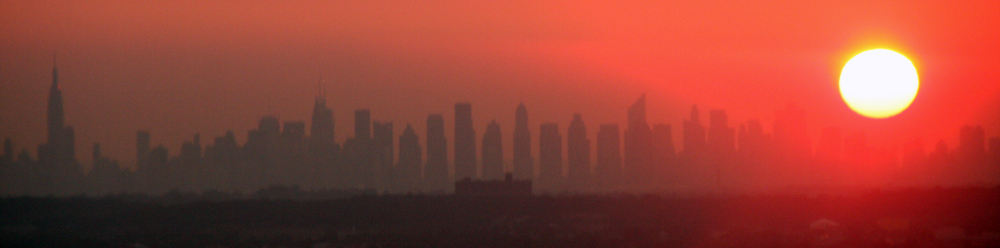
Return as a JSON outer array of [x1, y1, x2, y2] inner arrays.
[[2, 187, 1000, 248]]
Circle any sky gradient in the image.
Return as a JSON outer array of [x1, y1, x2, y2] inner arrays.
[[2, 0, 998, 168]]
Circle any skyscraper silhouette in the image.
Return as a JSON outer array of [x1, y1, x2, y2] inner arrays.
[[513, 103, 533, 180], [596, 124, 622, 186], [567, 114, 590, 185], [373, 121, 393, 189], [707, 109, 735, 155], [398, 124, 422, 191], [136, 131, 151, 172], [481, 121, 503, 180], [624, 95, 653, 184], [454, 103, 476, 179], [425, 114, 448, 190], [958, 125, 986, 159], [308, 96, 337, 174], [539, 123, 562, 186], [683, 105, 706, 158], [355, 109, 371, 141], [38, 62, 76, 167]]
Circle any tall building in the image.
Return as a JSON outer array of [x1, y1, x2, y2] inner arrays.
[[707, 109, 735, 155], [454, 103, 477, 179], [481, 121, 503, 180], [538, 123, 562, 184], [136, 131, 151, 172], [596, 124, 622, 185], [397, 124, 422, 191], [308, 96, 337, 170], [355, 109, 371, 141], [373, 121, 394, 168], [567, 114, 590, 184], [425, 114, 449, 190], [512, 103, 533, 180], [737, 119, 766, 159], [38, 62, 76, 167], [373, 121, 394, 189], [624, 95, 653, 183], [683, 105, 706, 158], [958, 125, 986, 159]]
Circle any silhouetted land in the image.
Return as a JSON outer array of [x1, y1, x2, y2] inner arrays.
[[2, 187, 999, 247]]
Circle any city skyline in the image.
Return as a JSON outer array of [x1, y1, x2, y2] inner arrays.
[[1, 64, 998, 195], [3, 1, 1000, 167]]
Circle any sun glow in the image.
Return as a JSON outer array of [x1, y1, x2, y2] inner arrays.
[[839, 49, 919, 119]]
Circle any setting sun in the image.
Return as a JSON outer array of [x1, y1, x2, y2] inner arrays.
[[839, 49, 919, 119]]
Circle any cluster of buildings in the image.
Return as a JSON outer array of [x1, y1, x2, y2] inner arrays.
[[2, 65, 1000, 196]]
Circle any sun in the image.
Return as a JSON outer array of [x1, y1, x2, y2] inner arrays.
[[839, 49, 919, 119]]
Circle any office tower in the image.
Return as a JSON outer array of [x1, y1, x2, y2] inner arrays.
[[454, 103, 476, 179], [707, 109, 735, 155], [136, 131, 151, 171], [539, 123, 562, 184], [624, 95, 652, 182], [567, 114, 590, 184], [481, 121, 503, 180], [596, 124, 622, 184], [247, 116, 281, 187], [308, 96, 337, 168], [774, 104, 810, 157], [398, 124, 422, 191], [513, 103, 533, 179], [372, 121, 393, 189], [737, 119, 766, 159], [355, 109, 371, 141], [373, 121, 394, 168], [38, 62, 76, 167], [425, 114, 448, 189], [958, 125, 986, 158], [683, 105, 706, 158]]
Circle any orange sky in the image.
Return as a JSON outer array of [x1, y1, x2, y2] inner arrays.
[[1, 0, 999, 167]]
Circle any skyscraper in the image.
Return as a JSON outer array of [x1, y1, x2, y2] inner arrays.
[[624, 95, 653, 183], [707, 109, 735, 155], [398, 124, 422, 191], [539, 123, 562, 185], [136, 131, 151, 172], [425, 114, 448, 190], [958, 125, 986, 159], [308, 96, 337, 169], [481, 121, 503, 180], [683, 105, 706, 158], [38, 62, 76, 167], [513, 103, 533, 180], [373, 121, 394, 189], [373, 121, 394, 168], [596, 124, 622, 185], [454, 103, 477, 179], [567, 114, 590, 185]]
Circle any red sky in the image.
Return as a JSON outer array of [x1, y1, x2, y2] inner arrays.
[[1, 0, 998, 168]]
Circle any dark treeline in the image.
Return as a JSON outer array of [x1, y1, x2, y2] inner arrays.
[[2, 187, 999, 247], [2, 66, 1000, 196]]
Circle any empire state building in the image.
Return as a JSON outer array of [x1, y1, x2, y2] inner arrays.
[[38, 63, 76, 166]]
